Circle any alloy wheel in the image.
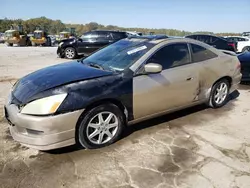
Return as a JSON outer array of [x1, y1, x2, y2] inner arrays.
[[86, 112, 119, 145], [65, 48, 75, 59], [214, 82, 228, 105]]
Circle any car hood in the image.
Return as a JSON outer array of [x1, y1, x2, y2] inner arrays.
[[12, 61, 113, 103], [238, 52, 250, 63]]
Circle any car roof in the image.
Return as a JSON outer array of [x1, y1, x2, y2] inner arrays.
[[128, 34, 169, 40], [125, 35, 214, 48], [93, 30, 126, 33]]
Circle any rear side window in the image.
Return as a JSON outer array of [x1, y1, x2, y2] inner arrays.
[[210, 36, 219, 43], [197, 35, 210, 43], [190, 44, 218, 62], [111, 32, 127, 40], [147, 43, 191, 69]]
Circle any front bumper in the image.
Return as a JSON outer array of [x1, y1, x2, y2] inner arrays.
[[4, 104, 84, 150], [57, 46, 64, 58]]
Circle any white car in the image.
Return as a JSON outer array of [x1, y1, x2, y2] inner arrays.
[[225, 36, 250, 53]]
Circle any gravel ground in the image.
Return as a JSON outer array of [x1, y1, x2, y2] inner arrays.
[[0, 44, 250, 188]]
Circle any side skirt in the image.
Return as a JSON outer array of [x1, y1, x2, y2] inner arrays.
[[127, 100, 207, 126]]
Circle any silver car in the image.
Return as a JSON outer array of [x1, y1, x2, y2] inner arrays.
[[4, 36, 242, 150]]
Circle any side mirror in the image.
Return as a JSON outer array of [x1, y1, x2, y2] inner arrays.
[[144, 63, 162, 74]]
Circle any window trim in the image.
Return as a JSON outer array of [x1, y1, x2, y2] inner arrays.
[[134, 42, 193, 75]]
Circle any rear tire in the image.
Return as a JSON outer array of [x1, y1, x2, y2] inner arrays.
[[208, 79, 230, 108], [76, 103, 125, 149], [65, 47, 77, 59], [242, 46, 250, 52]]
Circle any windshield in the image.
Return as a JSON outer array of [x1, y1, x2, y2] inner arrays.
[[5, 32, 13, 37], [34, 32, 42, 39], [82, 38, 155, 71]]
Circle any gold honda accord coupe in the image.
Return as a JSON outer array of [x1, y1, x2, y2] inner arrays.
[[4, 35, 242, 150]]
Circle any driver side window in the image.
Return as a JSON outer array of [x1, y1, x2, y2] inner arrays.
[[147, 43, 191, 70]]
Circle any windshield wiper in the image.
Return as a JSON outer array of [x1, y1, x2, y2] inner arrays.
[[88, 63, 104, 70], [78, 59, 104, 70], [77, 57, 85, 63]]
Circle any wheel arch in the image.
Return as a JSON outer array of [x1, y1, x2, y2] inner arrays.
[[212, 76, 232, 88], [76, 98, 129, 129]]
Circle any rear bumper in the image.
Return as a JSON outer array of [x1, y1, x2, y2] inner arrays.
[[230, 73, 242, 93], [4, 104, 84, 150]]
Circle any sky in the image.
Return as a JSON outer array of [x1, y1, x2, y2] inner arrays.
[[1, 0, 250, 33]]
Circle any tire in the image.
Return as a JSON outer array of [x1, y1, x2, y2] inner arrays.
[[208, 79, 230, 108], [65, 47, 77, 59], [31, 42, 36, 46], [76, 103, 125, 149], [7, 43, 13, 47], [242, 46, 250, 52]]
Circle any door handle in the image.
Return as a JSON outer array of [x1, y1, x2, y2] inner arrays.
[[186, 77, 193, 81]]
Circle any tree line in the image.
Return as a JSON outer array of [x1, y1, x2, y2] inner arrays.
[[0, 17, 241, 37]]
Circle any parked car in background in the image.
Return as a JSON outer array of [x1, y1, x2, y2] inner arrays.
[[185, 34, 237, 52], [242, 32, 250, 38], [57, 30, 128, 59], [48, 35, 57, 46], [225, 36, 250, 53], [5, 36, 241, 150], [238, 52, 250, 81]]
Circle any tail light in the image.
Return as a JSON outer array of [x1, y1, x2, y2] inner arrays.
[[228, 43, 236, 51]]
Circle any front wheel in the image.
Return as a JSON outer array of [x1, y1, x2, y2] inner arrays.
[[77, 104, 125, 149], [208, 79, 230, 108], [65, 47, 77, 59]]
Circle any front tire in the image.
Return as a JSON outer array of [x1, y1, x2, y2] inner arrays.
[[65, 47, 77, 59], [77, 104, 125, 149], [209, 79, 230, 108]]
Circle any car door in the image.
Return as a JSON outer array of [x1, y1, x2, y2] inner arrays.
[[78, 31, 99, 55], [133, 43, 201, 120], [93, 31, 113, 50]]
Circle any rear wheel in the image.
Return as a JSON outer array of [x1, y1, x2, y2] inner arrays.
[[76, 104, 125, 149], [209, 79, 230, 108], [242, 46, 250, 52], [65, 47, 77, 59]]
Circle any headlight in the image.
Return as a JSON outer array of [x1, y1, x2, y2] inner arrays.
[[21, 94, 67, 115], [59, 42, 64, 47]]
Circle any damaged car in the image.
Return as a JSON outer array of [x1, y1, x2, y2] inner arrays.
[[4, 36, 242, 150]]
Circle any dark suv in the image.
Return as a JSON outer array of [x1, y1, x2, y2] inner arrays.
[[57, 30, 128, 59], [185, 34, 237, 52]]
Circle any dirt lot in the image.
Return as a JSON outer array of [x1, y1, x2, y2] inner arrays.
[[0, 44, 250, 188]]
